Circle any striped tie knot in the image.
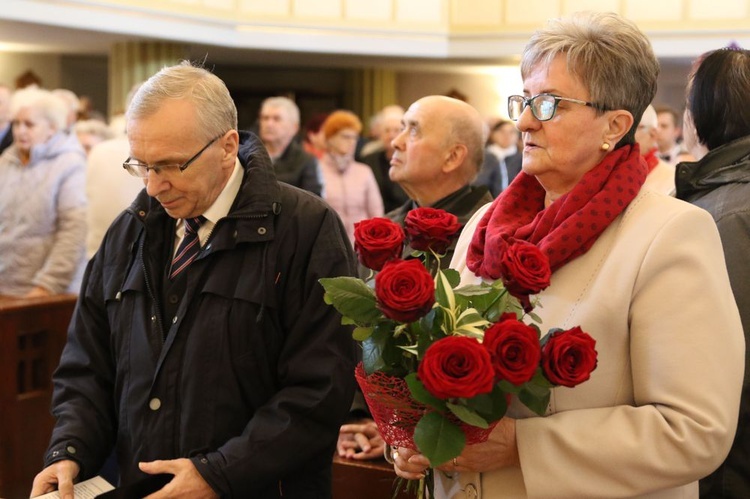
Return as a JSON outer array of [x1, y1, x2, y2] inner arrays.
[[169, 216, 206, 279]]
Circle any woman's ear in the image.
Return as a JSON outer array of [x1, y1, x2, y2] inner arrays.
[[605, 110, 634, 146]]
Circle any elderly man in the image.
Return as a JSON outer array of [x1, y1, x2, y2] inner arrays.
[[337, 95, 492, 461], [361, 105, 408, 212], [259, 96, 321, 196], [636, 104, 676, 196], [387, 95, 493, 261], [31, 62, 357, 498]]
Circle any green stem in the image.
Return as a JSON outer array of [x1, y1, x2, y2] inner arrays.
[[482, 288, 509, 320]]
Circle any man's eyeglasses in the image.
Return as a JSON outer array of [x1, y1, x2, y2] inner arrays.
[[508, 94, 606, 122], [123, 134, 224, 178]]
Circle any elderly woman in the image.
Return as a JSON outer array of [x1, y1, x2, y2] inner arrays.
[[0, 87, 87, 298], [319, 109, 383, 243], [676, 47, 750, 498], [393, 12, 744, 498]]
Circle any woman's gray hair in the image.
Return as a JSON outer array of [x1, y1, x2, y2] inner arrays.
[[127, 61, 237, 139], [521, 11, 659, 147], [10, 86, 68, 131]]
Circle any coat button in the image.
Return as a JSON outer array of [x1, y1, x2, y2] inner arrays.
[[168, 294, 179, 304], [257, 227, 266, 235], [66, 446, 77, 454], [52, 450, 60, 457], [151, 315, 156, 322], [200, 457, 208, 464], [115, 291, 122, 301], [172, 316, 178, 324], [149, 398, 161, 411]]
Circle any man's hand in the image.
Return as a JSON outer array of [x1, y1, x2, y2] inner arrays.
[[337, 418, 385, 460], [30, 459, 80, 498], [140, 458, 218, 499]]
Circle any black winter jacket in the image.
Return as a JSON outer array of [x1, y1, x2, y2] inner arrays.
[[45, 132, 358, 497], [676, 135, 750, 499]]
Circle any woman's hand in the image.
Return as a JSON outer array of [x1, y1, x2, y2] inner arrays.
[[439, 418, 520, 474], [393, 418, 519, 478], [337, 419, 385, 460], [393, 447, 430, 480]]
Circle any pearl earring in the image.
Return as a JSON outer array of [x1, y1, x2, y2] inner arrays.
[[601, 143, 610, 151]]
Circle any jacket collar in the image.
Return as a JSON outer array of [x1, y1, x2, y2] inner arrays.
[[675, 135, 750, 199]]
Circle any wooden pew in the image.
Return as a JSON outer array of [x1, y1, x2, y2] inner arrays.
[[332, 454, 413, 499], [0, 294, 77, 499]]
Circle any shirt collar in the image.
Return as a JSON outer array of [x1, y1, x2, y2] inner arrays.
[[202, 158, 243, 225]]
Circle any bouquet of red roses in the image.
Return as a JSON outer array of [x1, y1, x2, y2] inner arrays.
[[320, 207, 598, 478]]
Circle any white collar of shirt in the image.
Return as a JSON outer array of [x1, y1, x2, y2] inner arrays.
[[173, 158, 243, 253]]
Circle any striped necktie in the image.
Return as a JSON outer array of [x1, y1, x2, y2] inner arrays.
[[169, 216, 206, 279]]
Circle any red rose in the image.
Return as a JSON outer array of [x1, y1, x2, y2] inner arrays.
[[375, 259, 435, 323], [499, 239, 552, 311], [483, 314, 541, 385], [418, 336, 495, 399], [404, 207, 462, 255], [354, 218, 405, 271], [541, 327, 598, 388]]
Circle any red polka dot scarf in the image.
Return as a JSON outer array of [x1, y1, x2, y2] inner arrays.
[[467, 144, 647, 279]]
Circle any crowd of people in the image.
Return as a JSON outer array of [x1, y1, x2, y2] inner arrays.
[[0, 9, 746, 499]]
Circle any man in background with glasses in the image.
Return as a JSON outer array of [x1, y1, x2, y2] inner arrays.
[[31, 62, 358, 498]]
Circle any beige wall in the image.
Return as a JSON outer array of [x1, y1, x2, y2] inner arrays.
[[0, 52, 61, 89]]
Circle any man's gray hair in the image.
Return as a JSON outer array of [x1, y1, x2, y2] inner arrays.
[[521, 11, 659, 147], [261, 96, 300, 125], [10, 86, 68, 131], [127, 61, 238, 139]]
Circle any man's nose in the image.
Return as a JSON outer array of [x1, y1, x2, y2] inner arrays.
[[391, 130, 406, 150], [144, 171, 169, 197]]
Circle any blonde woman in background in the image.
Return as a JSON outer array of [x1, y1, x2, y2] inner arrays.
[[0, 87, 87, 298]]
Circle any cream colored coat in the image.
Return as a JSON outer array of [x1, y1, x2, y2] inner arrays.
[[437, 188, 745, 499]]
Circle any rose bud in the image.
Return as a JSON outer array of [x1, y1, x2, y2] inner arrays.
[[353, 217, 405, 271], [375, 259, 435, 323], [418, 336, 495, 399], [404, 207, 462, 255], [541, 326, 598, 388]]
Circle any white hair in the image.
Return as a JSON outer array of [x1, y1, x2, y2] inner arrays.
[[10, 87, 68, 131]]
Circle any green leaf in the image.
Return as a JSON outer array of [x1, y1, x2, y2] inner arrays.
[[352, 326, 373, 341], [518, 388, 550, 416], [468, 385, 509, 422], [362, 327, 390, 374], [341, 316, 356, 326], [434, 270, 456, 311], [526, 369, 554, 392], [454, 283, 493, 296], [454, 309, 491, 338], [413, 412, 466, 467], [319, 277, 380, 323], [442, 268, 461, 289], [497, 379, 522, 394], [405, 373, 447, 411], [446, 402, 489, 429]]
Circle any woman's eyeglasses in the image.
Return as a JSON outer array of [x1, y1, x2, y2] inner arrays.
[[508, 94, 606, 122]]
